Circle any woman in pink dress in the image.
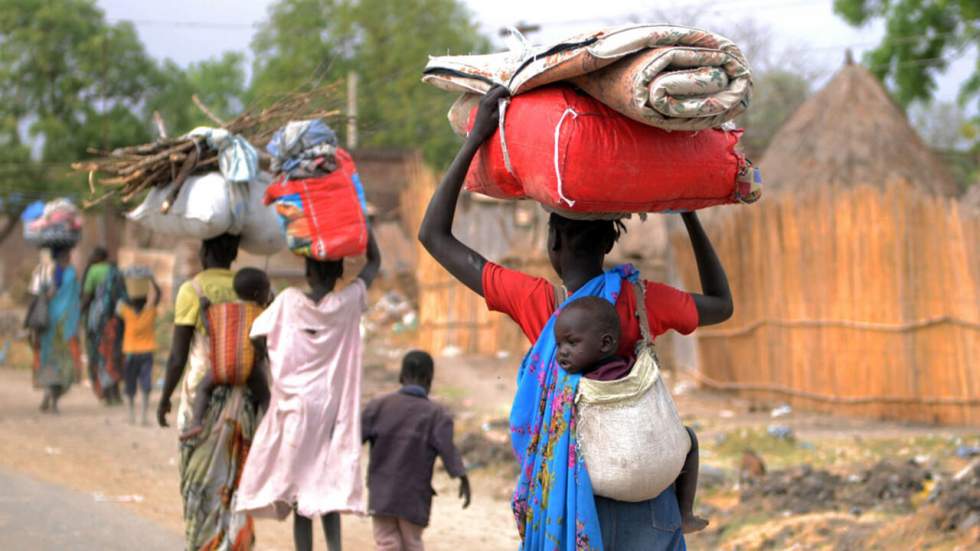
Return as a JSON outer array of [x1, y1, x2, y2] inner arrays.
[[237, 229, 380, 551]]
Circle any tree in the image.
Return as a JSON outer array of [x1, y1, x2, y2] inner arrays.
[[910, 101, 979, 190], [149, 52, 249, 135], [0, 0, 160, 241], [250, 0, 490, 166], [833, 0, 980, 110], [737, 70, 812, 160], [910, 101, 976, 150]]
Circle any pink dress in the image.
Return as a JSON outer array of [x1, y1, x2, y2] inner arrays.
[[236, 280, 367, 519]]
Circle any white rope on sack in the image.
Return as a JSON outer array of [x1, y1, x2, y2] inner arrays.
[[497, 98, 517, 178], [497, 25, 529, 182], [553, 107, 579, 207]]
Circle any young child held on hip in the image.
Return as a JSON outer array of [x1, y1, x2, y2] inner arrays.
[[180, 267, 272, 441], [555, 296, 709, 534]]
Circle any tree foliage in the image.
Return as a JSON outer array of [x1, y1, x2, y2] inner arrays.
[[250, 0, 490, 165], [0, 1, 249, 242], [0, 0, 161, 239], [833, 0, 980, 110], [737, 70, 812, 160], [149, 52, 249, 135]]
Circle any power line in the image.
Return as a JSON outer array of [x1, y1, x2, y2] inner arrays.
[[108, 18, 257, 30]]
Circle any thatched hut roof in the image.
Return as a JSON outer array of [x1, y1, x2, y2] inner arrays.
[[759, 59, 958, 197]]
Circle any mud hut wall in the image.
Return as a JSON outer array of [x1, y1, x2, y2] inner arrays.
[[670, 181, 980, 425]]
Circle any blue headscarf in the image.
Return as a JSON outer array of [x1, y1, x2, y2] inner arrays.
[[510, 264, 639, 550]]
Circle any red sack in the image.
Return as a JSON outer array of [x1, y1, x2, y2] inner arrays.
[[264, 148, 368, 260], [464, 85, 758, 214]]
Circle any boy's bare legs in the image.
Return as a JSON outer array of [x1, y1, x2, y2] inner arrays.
[[140, 388, 151, 426], [124, 355, 136, 424], [678, 426, 709, 534], [179, 372, 214, 441], [128, 396, 136, 424]]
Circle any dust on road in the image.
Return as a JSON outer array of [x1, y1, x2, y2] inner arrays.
[[0, 364, 521, 550]]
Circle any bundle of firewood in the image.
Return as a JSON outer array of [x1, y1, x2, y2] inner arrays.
[[74, 82, 342, 208]]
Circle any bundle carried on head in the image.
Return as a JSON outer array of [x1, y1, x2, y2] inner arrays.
[[263, 119, 368, 261], [422, 24, 762, 218], [76, 84, 343, 255], [73, 82, 342, 208], [22, 198, 83, 249], [122, 265, 154, 298]]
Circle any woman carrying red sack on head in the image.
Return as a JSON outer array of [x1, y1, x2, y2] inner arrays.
[[418, 87, 734, 551]]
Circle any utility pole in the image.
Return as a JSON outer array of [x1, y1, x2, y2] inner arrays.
[[347, 71, 359, 150]]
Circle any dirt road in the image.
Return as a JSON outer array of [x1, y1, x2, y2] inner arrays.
[[0, 467, 183, 550], [0, 364, 520, 550], [2, 352, 976, 550]]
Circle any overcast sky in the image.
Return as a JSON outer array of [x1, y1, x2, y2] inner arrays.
[[96, 0, 975, 109]]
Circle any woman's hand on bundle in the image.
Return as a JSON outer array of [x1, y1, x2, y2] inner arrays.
[[466, 85, 510, 147]]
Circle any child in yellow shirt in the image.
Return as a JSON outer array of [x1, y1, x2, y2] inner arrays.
[[117, 270, 161, 425]]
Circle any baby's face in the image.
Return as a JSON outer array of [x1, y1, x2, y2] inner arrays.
[[554, 310, 609, 374]]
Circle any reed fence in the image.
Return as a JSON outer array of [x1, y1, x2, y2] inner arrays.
[[671, 181, 980, 425]]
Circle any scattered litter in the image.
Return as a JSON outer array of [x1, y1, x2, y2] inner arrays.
[[953, 460, 978, 482], [740, 449, 767, 479], [799, 441, 815, 450], [673, 380, 695, 396], [719, 409, 735, 419], [440, 345, 462, 358], [365, 291, 418, 336], [699, 464, 730, 488], [850, 460, 929, 508], [44, 447, 62, 455], [93, 493, 145, 503], [495, 350, 511, 360], [459, 432, 516, 474], [929, 460, 980, 531], [770, 404, 792, 418], [913, 454, 931, 465], [954, 445, 980, 459], [960, 511, 980, 531], [767, 424, 794, 441], [481, 418, 509, 432], [740, 464, 841, 514]]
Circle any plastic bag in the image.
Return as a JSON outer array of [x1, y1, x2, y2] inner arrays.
[[239, 173, 287, 255], [127, 172, 248, 239]]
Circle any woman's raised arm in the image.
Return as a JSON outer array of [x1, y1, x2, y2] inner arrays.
[[418, 86, 509, 296], [682, 211, 734, 326]]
